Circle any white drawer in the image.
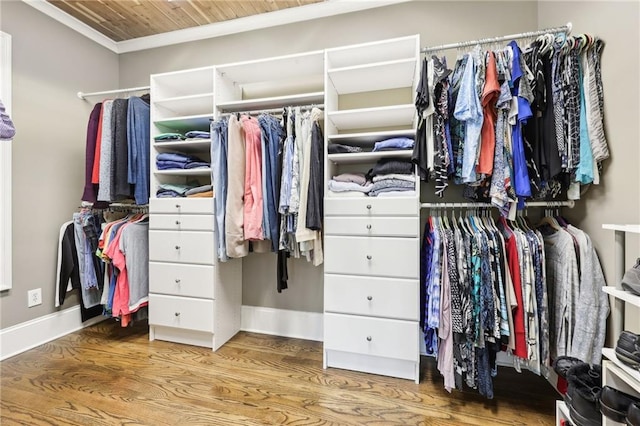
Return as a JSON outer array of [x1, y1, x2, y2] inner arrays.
[[324, 197, 417, 217], [149, 294, 213, 333], [149, 198, 212, 214], [324, 313, 419, 361], [324, 274, 418, 320], [150, 214, 214, 232], [149, 262, 214, 298], [324, 217, 418, 237], [324, 236, 418, 279], [149, 230, 214, 265]]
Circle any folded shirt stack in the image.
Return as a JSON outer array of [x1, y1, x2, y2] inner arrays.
[[156, 182, 201, 198], [327, 172, 372, 195], [156, 152, 210, 170], [328, 144, 363, 154], [372, 137, 414, 152], [154, 132, 185, 141], [185, 184, 213, 198], [184, 130, 210, 140], [367, 158, 415, 197]]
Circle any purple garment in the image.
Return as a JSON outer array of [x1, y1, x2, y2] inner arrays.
[[81, 103, 102, 202]]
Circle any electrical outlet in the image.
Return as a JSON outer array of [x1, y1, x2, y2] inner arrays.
[[27, 288, 42, 307]]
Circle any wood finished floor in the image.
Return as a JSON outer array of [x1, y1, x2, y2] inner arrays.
[[1, 321, 557, 425]]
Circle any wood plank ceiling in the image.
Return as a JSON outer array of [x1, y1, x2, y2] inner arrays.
[[47, 0, 325, 42]]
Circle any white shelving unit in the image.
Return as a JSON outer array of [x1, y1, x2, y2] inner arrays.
[[323, 35, 421, 383], [600, 224, 640, 426], [147, 67, 242, 351], [214, 50, 324, 114]]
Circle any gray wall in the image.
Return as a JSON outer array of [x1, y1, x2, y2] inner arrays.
[[120, 1, 539, 313], [538, 1, 640, 335], [0, 1, 119, 328]]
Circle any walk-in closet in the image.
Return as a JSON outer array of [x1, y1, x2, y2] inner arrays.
[[1, 1, 639, 425]]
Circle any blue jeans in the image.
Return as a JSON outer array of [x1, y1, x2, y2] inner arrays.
[[211, 119, 229, 261], [258, 115, 282, 252]]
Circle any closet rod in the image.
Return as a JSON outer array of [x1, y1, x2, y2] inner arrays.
[[420, 200, 575, 209], [77, 85, 150, 100], [216, 104, 324, 118], [421, 22, 572, 53]]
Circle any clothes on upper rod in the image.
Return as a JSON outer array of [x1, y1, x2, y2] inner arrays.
[[210, 107, 324, 287], [412, 34, 608, 213], [421, 211, 608, 398], [81, 94, 151, 206]]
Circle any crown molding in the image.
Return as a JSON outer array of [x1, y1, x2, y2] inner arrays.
[[22, 0, 413, 55], [22, 0, 119, 53]]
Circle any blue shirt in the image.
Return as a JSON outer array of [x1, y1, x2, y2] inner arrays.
[[454, 52, 484, 184]]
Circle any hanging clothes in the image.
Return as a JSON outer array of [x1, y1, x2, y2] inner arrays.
[[414, 33, 609, 210]]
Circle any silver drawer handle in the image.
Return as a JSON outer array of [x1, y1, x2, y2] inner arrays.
[[175, 204, 181, 209], [175, 245, 181, 250], [366, 255, 372, 260], [366, 204, 372, 210], [175, 279, 181, 284], [366, 336, 372, 342], [175, 312, 180, 317], [175, 220, 181, 225], [366, 224, 372, 230], [367, 295, 372, 301]]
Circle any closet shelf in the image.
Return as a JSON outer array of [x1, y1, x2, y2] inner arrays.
[[328, 150, 412, 165], [328, 129, 415, 146], [602, 348, 640, 394], [326, 35, 418, 69], [602, 287, 640, 309], [153, 139, 211, 153], [216, 92, 324, 113], [327, 58, 417, 94], [154, 114, 213, 132], [327, 104, 416, 131], [216, 50, 324, 85], [602, 224, 640, 234], [153, 93, 214, 117], [153, 169, 211, 176], [151, 66, 214, 99]]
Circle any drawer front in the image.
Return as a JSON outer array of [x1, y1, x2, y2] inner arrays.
[[324, 217, 418, 238], [149, 230, 214, 265], [324, 313, 419, 361], [324, 274, 418, 320], [324, 197, 417, 217], [150, 214, 214, 232], [149, 198, 213, 215], [149, 294, 213, 332], [149, 262, 214, 299], [324, 236, 418, 279]]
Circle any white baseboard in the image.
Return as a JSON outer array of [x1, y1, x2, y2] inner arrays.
[[241, 305, 323, 342], [0, 306, 106, 361]]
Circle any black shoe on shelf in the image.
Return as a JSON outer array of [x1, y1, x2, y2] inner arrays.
[[627, 402, 640, 426], [615, 330, 640, 369], [621, 258, 640, 296], [567, 363, 603, 426], [600, 386, 640, 423]]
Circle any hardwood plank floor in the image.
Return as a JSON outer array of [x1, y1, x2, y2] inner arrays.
[[1, 321, 557, 425]]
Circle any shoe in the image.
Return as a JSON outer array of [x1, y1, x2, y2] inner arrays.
[[600, 386, 640, 422], [554, 356, 586, 398], [628, 402, 640, 426], [622, 258, 640, 296], [554, 356, 585, 379], [567, 363, 602, 426], [615, 331, 640, 369]]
